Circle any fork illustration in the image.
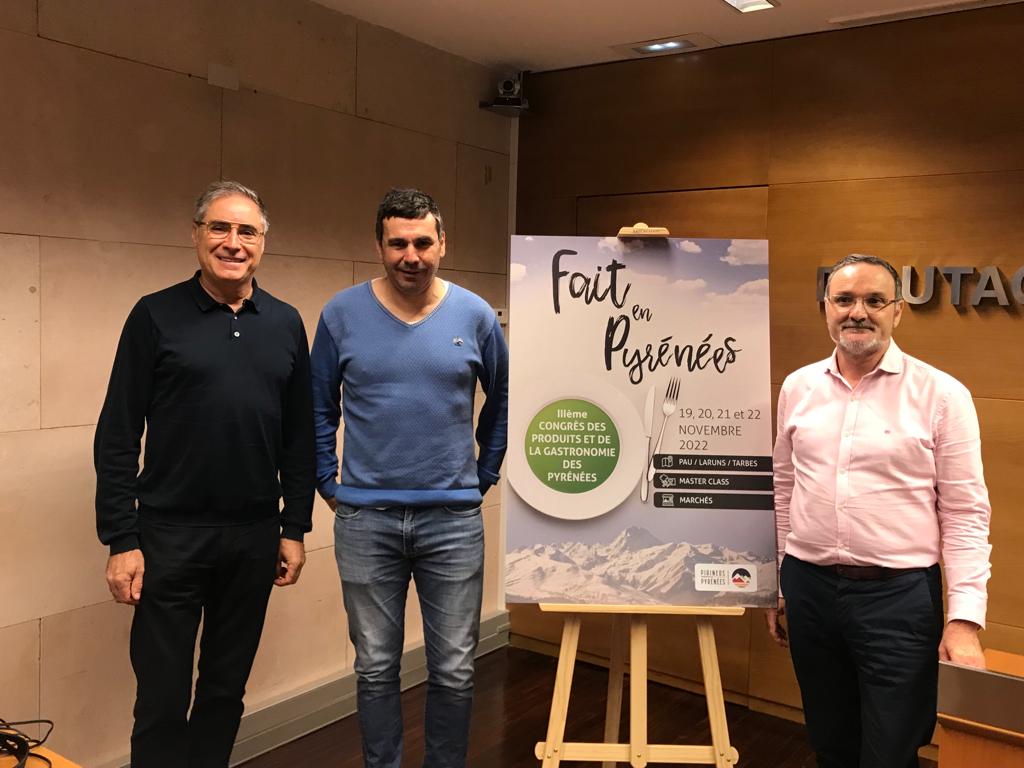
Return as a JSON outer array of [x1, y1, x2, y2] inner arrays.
[[646, 376, 680, 484]]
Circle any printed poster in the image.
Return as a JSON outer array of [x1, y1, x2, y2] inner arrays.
[[504, 235, 776, 606]]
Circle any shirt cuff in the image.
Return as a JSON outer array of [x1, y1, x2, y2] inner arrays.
[[947, 594, 987, 630], [478, 465, 499, 490], [318, 478, 339, 501], [280, 524, 306, 543], [109, 533, 141, 556]]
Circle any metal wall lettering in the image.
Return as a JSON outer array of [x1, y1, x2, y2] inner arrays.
[[816, 265, 1024, 308]]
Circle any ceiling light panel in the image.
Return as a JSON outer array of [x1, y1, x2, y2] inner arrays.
[[634, 40, 694, 54], [722, 0, 778, 12], [610, 32, 720, 59]]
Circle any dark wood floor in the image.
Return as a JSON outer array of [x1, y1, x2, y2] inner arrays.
[[241, 645, 937, 767]]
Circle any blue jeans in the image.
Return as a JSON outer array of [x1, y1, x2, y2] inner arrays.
[[334, 504, 485, 768]]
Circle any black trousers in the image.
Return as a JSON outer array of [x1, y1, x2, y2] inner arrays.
[[781, 555, 943, 768], [129, 516, 279, 768]]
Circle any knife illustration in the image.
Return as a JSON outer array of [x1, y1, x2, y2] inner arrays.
[[640, 383, 657, 502]]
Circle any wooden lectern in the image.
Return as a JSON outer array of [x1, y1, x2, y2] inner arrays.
[[936, 649, 1024, 767]]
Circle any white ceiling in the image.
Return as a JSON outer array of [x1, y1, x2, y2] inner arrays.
[[315, 0, 1020, 73]]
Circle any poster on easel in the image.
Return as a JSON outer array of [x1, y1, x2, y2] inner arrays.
[[504, 234, 776, 607]]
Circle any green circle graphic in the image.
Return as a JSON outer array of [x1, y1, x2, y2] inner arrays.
[[525, 398, 620, 494]]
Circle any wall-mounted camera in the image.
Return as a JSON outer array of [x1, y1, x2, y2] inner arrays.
[[480, 72, 529, 117], [497, 78, 521, 99]]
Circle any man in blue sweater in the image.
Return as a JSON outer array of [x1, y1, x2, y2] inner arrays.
[[310, 188, 509, 768]]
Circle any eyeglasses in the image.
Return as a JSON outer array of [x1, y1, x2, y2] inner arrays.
[[195, 220, 264, 244], [826, 294, 899, 313]]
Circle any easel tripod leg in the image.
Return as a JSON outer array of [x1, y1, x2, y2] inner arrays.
[[539, 615, 582, 767], [696, 618, 739, 767], [602, 614, 627, 768], [629, 616, 649, 768]]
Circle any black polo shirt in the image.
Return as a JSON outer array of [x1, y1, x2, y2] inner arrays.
[[95, 272, 315, 555]]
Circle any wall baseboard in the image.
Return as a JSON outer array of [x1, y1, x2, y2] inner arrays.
[[104, 610, 509, 768]]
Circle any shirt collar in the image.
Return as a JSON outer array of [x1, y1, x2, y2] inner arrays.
[[876, 340, 904, 374], [188, 271, 261, 313], [826, 339, 905, 378]]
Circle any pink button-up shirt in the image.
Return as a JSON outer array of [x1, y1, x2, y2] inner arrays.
[[773, 341, 991, 626]]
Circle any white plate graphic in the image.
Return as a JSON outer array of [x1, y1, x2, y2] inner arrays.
[[508, 377, 644, 520]]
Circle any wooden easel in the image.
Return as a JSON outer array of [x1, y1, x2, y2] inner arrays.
[[534, 603, 744, 767]]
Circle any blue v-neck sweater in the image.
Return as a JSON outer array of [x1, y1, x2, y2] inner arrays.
[[310, 281, 509, 508]]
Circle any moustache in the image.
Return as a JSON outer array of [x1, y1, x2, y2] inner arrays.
[[842, 322, 875, 330]]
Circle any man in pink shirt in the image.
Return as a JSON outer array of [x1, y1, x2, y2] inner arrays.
[[766, 254, 991, 768]]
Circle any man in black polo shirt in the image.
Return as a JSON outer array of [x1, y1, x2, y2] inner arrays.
[[94, 180, 315, 768]]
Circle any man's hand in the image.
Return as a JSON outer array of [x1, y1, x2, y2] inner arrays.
[[275, 538, 306, 587], [765, 597, 788, 647], [940, 619, 986, 668], [325, 496, 337, 511], [106, 549, 145, 605]]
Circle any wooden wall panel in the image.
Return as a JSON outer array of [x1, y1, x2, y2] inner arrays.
[[356, 22, 509, 154], [453, 144, 510, 274], [509, 603, 573, 648], [0, 0, 35, 33], [223, 89, 457, 263], [577, 188, 768, 239], [515, 195, 576, 236], [1, 6, 512, 762], [0, 620, 40, 726], [0, 30, 220, 246], [770, 4, 1024, 184], [39, 0, 213, 79], [39, 239, 196, 429], [512, 2, 1024, 715], [981, 622, 1024, 657], [224, 0, 357, 113], [245, 549, 350, 710], [0, 236, 40, 432], [0, 427, 109, 628], [975, 398, 1024, 631], [517, 42, 773, 199], [40, 602, 134, 765], [767, 172, 1024, 397], [648, 613, 752, 695], [40, 0, 359, 114]]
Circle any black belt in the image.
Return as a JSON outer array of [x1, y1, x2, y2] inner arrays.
[[822, 563, 926, 581]]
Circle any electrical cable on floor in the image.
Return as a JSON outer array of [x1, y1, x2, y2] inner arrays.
[[0, 719, 55, 767]]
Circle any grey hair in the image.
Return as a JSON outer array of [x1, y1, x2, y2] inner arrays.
[[193, 180, 269, 233], [826, 253, 901, 300]]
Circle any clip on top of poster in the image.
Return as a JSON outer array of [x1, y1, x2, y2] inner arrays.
[[617, 222, 670, 238]]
